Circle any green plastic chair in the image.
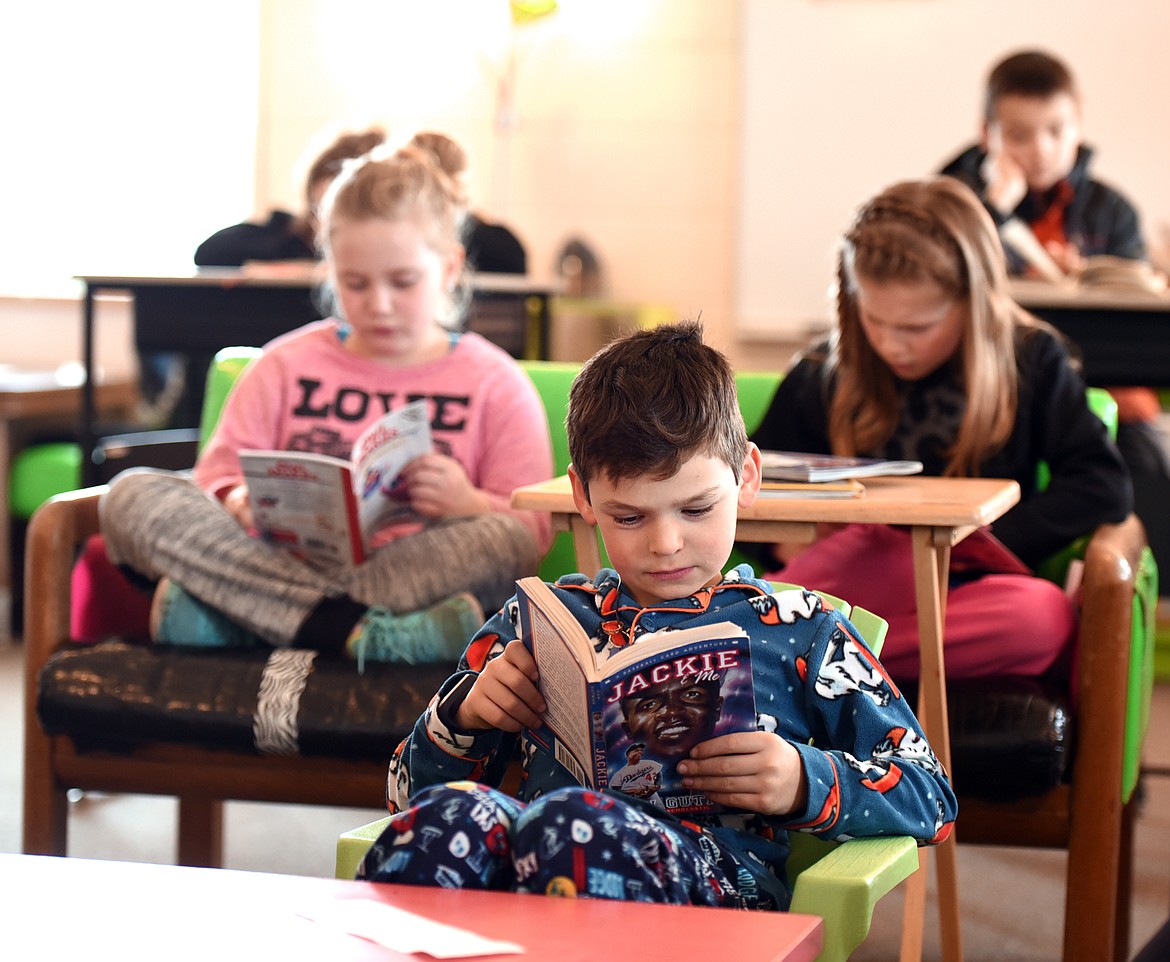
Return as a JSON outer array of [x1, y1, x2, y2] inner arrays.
[[197, 346, 262, 449], [1033, 385, 1158, 801], [336, 584, 916, 962], [517, 360, 591, 581], [8, 442, 84, 521], [8, 347, 264, 523]]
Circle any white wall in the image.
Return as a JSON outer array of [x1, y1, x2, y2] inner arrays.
[[0, 1, 260, 376], [7, 1, 1170, 373], [254, 0, 742, 348], [738, 0, 1170, 338]]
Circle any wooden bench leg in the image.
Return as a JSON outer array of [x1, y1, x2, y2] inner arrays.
[[1114, 796, 1136, 962], [177, 798, 224, 868], [23, 701, 69, 856]]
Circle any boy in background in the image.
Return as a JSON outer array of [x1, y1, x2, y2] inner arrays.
[[941, 48, 1168, 585], [358, 322, 956, 911], [940, 49, 1145, 276]]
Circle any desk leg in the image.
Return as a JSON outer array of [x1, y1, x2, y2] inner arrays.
[[899, 525, 963, 962], [81, 284, 97, 488], [525, 294, 551, 361], [566, 513, 602, 576]]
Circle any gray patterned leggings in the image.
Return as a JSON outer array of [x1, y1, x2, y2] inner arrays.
[[100, 469, 542, 646]]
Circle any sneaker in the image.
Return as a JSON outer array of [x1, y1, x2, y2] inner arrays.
[[347, 593, 485, 672], [150, 577, 261, 648]]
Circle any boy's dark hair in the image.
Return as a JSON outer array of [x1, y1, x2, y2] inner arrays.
[[567, 321, 746, 491], [984, 50, 1077, 123]]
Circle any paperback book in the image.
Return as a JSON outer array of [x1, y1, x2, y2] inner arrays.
[[758, 478, 865, 499], [760, 450, 924, 483], [516, 576, 757, 816], [241, 399, 431, 570]]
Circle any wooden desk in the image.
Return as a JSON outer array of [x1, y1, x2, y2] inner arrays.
[[0, 854, 824, 961], [0, 372, 137, 636], [75, 269, 561, 485], [512, 473, 1023, 962], [1011, 278, 1170, 386]]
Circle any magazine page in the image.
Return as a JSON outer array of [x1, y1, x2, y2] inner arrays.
[[759, 450, 923, 483], [241, 451, 364, 570], [351, 400, 433, 541], [592, 631, 755, 816]]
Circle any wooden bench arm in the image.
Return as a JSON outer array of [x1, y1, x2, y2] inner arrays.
[[23, 487, 106, 692]]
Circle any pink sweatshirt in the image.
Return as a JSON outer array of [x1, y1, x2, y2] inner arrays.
[[195, 321, 553, 550]]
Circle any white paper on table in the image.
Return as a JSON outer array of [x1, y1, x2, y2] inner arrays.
[[297, 898, 525, 958]]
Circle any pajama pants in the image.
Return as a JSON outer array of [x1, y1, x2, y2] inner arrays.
[[774, 523, 1077, 684], [100, 469, 542, 646], [358, 783, 788, 910]]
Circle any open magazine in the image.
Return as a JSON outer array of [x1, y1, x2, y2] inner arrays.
[[760, 450, 923, 483], [516, 576, 756, 816], [240, 399, 431, 570]]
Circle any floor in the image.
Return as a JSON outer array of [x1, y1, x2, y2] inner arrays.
[[2, 636, 1168, 960]]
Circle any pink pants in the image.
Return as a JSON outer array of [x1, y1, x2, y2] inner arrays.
[[771, 524, 1076, 684]]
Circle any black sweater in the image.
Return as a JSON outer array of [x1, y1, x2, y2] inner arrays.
[[750, 327, 1132, 569]]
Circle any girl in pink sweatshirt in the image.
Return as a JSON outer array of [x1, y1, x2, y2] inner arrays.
[[100, 132, 553, 666]]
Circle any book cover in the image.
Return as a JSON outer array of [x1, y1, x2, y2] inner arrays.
[[516, 576, 756, 816], [241, 400, 431, 570], [242, 452, 365, 570], [759, 450, 923, 483]]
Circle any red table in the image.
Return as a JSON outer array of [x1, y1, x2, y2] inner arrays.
[[0, 854, 824, 961]]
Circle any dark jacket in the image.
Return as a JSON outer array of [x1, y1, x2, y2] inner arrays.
[[195, 210, 528, 274], [940, 144, 1146, 274], [464, 214, 527, 274], [749, 327, 1132, 569], [194, 210, 316, 267]]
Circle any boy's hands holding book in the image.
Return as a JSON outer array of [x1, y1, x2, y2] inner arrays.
[[456, 639, 547, 733], [676, 731, 808, 816]]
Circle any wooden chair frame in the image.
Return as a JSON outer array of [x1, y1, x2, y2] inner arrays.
[[21, 487, 389, 867], [955, 513, 1154, 962]]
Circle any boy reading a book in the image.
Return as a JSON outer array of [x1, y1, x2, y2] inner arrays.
[[361, 322, 956, 910]]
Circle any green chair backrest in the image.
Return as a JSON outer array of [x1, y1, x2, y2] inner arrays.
[[735, 370, 783, 435], [770, 582, 888, 657], [1034, 386, 1117, 492], [1125, 543, 1159, 800], [198, 346, 262, 450], [1032, 385, 1155, 802], [517, 360, 594, 581]]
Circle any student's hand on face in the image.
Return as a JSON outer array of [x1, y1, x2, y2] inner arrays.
[[981, 129, 1028, 216], [223, 483, 254, 531], [1044, 239, 1085, 276], [401, 453, 492, 519], [676, 731, 808, 816], [456, 639, 546, 733]]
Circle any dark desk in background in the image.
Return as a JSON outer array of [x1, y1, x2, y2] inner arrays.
[[1011, 279, 1170, 386], [76, 269, 559, 485]]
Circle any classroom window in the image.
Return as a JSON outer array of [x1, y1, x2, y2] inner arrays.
[[0, 2, 261, 297]]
